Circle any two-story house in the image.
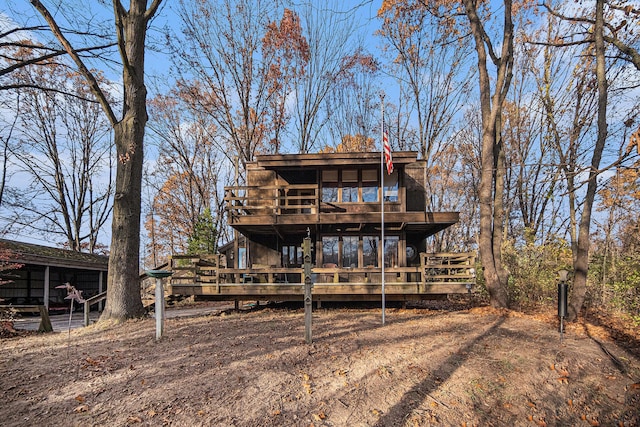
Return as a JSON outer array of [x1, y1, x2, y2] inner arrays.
[[169, 151, 475, 302]]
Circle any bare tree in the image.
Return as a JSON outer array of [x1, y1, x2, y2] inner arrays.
[[169, 0, 287, 172], [324, 50, 380, 150], [144, 91, 229, 266], [293, 1, 362, 153], [23, 0, 163, 320], [536, 0, 639, 320], [378, 1, 474, 163], [4, 57, 113, 252], [501, 38, 563, 242]]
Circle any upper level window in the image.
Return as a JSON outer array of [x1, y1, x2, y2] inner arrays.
[[383, 171, 398, 202], [342, 170, 358, 203], [322, 169, 382, 203], [322, 170, 338, 202], [362, 169, 378, 202]]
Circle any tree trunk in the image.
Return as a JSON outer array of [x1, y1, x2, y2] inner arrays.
[[100, 1, 154, 321], [28, 0, 161, 321], [464, 0, 513, 308], [101, 117, 146, 320], [567, 0, 608, 321]]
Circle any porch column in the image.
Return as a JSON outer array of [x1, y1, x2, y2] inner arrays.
[[98, 271, 104, 311], [43, 266, 50, 308]]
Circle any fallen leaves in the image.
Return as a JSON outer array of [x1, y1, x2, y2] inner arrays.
[[301, 372, 313, 394], [312, 412, 326, 421], [73, 404, 89, 413], [377, 365, 392, 377]]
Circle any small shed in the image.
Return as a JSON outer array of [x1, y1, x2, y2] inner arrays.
[[0, 239, 108, 310]]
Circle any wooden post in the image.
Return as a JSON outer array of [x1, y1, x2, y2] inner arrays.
[[303, 235, 313, 344], [146, 270, 173, 341], [84, 302, 90, 328]]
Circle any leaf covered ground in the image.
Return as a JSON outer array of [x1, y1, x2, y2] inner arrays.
[[1, 301, 639, 426]]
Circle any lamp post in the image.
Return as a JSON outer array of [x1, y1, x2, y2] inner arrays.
[[557, 269, 569, 341], [146, 270, 173, 341]]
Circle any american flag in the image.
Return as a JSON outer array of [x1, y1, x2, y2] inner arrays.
[[383, 128, 393, 175]]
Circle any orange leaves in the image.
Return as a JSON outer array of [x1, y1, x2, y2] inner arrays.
[[629, 127, 640, 155], [263, 9, 310, 64], [323, 134, 376, 153], [301, 372, 314, 394], [581, 414, 600, 426], [73, 404, 89, 413]]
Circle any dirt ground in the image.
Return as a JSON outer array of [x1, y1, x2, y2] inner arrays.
[[1, 300, 639, 427]]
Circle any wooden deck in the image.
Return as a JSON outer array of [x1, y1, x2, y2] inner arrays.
[[224, 184, 459, 236], [165, 252, 476, 302]]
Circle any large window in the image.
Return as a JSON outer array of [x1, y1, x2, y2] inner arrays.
[[341, 170, 358, 203], [363, 236, 379, 267], [321, 169, 381, 203], [383, 171, 398, 202], [322, 170, 338, 202], [282, 245, 302, 267], [384, 236, 399, 267], [238, 247, 246, 269], [362, 169, 378, 202], [342, 236, 358, 268], [320, 235, 398, 268], [322, 236, 339, 266]]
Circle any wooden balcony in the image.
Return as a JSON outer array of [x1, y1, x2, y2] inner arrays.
[[166, 252, 476, 302], [224, 184, 459, 235]]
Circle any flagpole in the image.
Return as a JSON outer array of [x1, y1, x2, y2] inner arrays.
[[380, 94, 386, 326]]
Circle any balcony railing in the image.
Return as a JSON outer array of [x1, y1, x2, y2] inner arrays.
[[167, 252, 476, 295], [224, 184, 318, 220]]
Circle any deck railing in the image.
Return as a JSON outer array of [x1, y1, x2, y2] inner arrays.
[[420, 252, 476, 292], [224, 184, 318, 220], [168, 252, 476, 293]]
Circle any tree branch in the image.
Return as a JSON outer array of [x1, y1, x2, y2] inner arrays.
[[0, 83, 99, 103], [28, 0, 118, 126], [0, 43, 116, 78], [540, 2, 592, 24], [112, 0, 130, 75], [145, 0, 163, 22], [603, 35, 640, 71]]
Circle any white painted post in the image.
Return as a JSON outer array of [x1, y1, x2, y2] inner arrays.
[[155, 277, 164, 340], [44, 266, 50, 309], [146, 270, 173, 341]]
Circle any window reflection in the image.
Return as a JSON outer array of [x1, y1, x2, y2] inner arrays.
[[363, 236, 379, 267], [322, 236, 338, 266], [384, 236, 399, 267], [342, 236, 358, 267], [384, 171, 398, 202]]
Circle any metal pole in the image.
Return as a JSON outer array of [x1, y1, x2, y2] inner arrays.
[[303, 234, 313, 344], [155, 277, 164, 340], [380, 93, 386, 325], [557, 269, 569, 343]]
